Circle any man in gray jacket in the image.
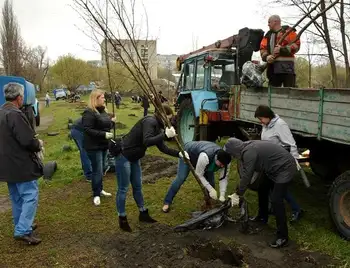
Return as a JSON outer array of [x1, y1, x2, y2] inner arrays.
[[0, 83, 44, 245], [224, 137, 297, 248]]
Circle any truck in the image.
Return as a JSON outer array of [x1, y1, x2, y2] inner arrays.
[[0, 75, 40, 128], [174, 27, 350, 240]]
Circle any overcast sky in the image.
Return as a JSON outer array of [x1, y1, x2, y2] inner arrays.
[[10, 0, 298, 61]]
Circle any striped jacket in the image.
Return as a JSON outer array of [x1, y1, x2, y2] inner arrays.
[[260, 26, 300, 64]]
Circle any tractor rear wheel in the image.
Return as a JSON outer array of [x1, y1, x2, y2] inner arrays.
[[329, 171, 350, 240], [177, 99, 199, 144]]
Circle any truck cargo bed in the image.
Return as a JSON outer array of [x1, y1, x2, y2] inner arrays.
[[236, 86, 350, 145]]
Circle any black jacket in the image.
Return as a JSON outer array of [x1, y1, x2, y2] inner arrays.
[[122, 115, 179, 162], [82, 107, 113, 151], [0, 102, 43, 183]]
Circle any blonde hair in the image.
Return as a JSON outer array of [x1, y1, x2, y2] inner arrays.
[[88, 89, 107, 113]]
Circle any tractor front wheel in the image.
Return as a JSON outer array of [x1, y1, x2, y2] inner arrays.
[[177, 99, 199, 145]]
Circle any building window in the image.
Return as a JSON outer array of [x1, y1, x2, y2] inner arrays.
[[140, 45, 149, 59], [113, 48, 122, 61]]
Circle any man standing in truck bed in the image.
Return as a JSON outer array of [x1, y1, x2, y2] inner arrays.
[[260, 15, 301, 87]]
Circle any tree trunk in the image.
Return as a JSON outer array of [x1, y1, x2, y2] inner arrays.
[[320, 0, 338, 87], [339, 0, 350, 87]]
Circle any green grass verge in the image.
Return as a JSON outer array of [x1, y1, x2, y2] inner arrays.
[[0, 98, 349, 267]]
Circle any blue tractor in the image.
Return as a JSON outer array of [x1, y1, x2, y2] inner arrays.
[[175, 28, 264, 144], [0, 75, 40, 128]]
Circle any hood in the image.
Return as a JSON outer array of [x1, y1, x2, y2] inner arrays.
[[224, 138, 252, 158], [266, 114, 280, 129]]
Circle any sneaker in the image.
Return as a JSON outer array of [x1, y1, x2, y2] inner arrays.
[[14, 234, 42, 245], [139, 209, 157, 223], [101, 190, 112, 197], [119, 216, 132, 232], [32, 223, 38, 231], [93, 196, 101, 206], [162, 204, 170, 213], [290, 209, 304, 223], [269, 238, 289, 248]]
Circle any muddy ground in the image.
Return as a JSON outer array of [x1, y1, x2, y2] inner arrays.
[[98, 223, 335, 268], [141, 155, 178, 183]]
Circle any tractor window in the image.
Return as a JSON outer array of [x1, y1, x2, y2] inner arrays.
[[194, 59, 205, 89], [184, 62, 194, 90], [211, 65, 222, 85]]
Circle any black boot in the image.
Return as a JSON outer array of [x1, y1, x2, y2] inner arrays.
[[119, 216, 132, 232], [139, 209, 157, 223]]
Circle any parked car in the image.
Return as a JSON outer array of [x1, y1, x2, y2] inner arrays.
[[53, 88, 67, 100]]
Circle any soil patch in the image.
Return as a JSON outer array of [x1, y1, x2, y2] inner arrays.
[[0, 195, 11, 213], [115, 122, 127, 129], [99, 224, 258, 268], [141, 155, 177, 183]]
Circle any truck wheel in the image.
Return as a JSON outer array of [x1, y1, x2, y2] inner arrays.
[[329, 171, 350, 240], [177, 98, 199, 144], [35, 102, 40, 127]]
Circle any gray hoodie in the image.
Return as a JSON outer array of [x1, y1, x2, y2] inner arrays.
[[224, 138, 296, 195], [261, 115, 299, 158]]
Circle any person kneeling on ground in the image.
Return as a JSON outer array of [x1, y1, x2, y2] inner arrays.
[[114, 104, 190, 232], [0, 82, 44, 245], [225, 138, 297, 249], [162, 141, 232, 213]]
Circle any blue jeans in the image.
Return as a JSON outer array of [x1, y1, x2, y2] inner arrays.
[[285, 191, 301, 213], [87, 150, 107, 197], [7, 180, 39, 237], [115, 154, 145, 216], [164, 158, 215, 205], [71, 128, 92, 180]]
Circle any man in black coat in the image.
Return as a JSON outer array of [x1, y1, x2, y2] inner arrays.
[[0, 82, 44, 245], [224, 138, 297, 248]]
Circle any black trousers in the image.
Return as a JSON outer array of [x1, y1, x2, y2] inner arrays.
[[258, 174, 290, 240], [267, 66, 296, 87]]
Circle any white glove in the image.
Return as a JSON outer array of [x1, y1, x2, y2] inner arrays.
[[37, 147, 44, 161], [38, 139, 44, 148], [219, 195, 225, 202], [228, 193, 240, 207], [111, 117, 116, 123], [209, 188, 218, 200], [165, 126, 176, 138], [105, 132, 113, 139], [179, 151, 190, 160]]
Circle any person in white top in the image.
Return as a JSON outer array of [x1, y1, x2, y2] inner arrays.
[[45, 91, 50, 107]]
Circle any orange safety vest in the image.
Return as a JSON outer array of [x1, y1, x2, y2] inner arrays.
[[260, 26, 300, 63]]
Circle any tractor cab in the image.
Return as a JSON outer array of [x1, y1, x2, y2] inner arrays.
[[175, 27, 264, 144]]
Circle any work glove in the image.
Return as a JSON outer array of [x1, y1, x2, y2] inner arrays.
[[228, 193, 240, 207], [267, 55, 275, 64], [178, 151, 190, 160], [219, 195, 225, 202], [165, 126, 176, 138], [208, 188, 218, 200], [111, 117, 116, 123], [38, 139, 44, 148], [105, 132, 113, 140]]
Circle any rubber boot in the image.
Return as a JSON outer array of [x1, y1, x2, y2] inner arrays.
[[119, 216, 132, 232], [139, 209, 157, 223]]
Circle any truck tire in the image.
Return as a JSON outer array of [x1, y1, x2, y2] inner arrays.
[[35, 102, 40, 127], [177, 98, 199, 144], [328, 171, 350, 240]]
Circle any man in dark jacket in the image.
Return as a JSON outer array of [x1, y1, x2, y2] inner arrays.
[[162, 141, 232, 213], [0, 82, 44, 245], [70, 117, 92, 181], [224, 138, 297, 248]]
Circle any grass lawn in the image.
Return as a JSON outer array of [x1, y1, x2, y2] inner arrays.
[[0, 97, 349, 267]]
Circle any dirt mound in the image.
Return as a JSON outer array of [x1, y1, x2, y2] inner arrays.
[[116, 122, 127, 129], [141, 155, 177, 183], [100, 224, 245, 268]]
